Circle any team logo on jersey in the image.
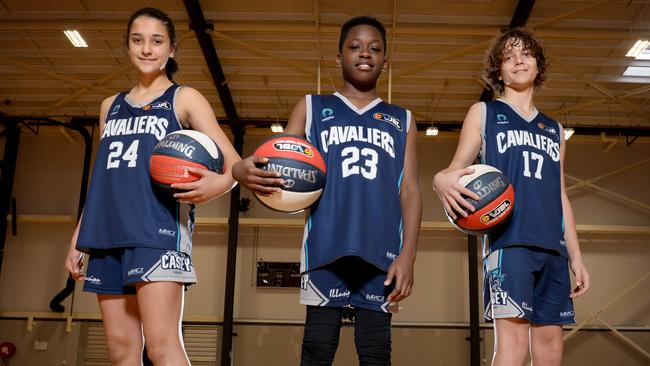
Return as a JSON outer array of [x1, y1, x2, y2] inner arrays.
[[480, 199, 512, 224], [496, 114, 509, 124], [110, 104, 121, 116], [373, 113, 403, 131], [273, 141, 314, 157], [321, 108, 335, 122], [143, 101, 172, 111], [537, 122, 557, 136]]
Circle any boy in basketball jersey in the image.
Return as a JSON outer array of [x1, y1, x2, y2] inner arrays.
[[433, 28, 590, 365], [64, 8, 240, 365], [233, 16, 422, 365]]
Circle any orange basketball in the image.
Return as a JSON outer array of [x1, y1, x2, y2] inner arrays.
[[447, 164, 515, 235]]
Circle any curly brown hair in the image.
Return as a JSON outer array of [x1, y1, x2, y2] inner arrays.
[[482, 27, 548, 95]]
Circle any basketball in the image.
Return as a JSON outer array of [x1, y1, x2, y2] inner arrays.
[[149, 130, 224, 189], [253, 135, 326, 213], [447, 164, 515, 235]]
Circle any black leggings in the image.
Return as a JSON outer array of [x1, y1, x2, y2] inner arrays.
[[300, 306, 392, 366]]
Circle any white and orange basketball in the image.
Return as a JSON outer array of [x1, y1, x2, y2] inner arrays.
[[447, 164, 515, 235], [149, 130, 224, 189], [253, 135, 326, 213]]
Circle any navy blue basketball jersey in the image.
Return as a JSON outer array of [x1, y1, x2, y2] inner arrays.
[[300, 92, 411, 273], [77, 84, 195, 254], [479, 99, 567, 258]]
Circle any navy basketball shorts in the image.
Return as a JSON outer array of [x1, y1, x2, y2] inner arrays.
[[300, 256, 396, 313], [83, 247, 198, 295], [483, 245, 575, 325]]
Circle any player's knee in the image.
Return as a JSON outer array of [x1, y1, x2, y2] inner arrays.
[[143, 329, 185, 363], [105, 333, 141, 364], [354, 309, 391, 364], [533, 336, 563, 362]]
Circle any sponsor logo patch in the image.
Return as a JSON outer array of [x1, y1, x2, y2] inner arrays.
[[110, 104, 120, 115], [480, 199, 512, 224], [329, 289, 350, 299], [373, 113, 403, 131], [496, 114, 509, 124], [143, 101, 172, 111], [321, 108, 334, 122], [366, 294, 385, 302], [158, 228, 176, 237], [128, 267, 144, 276], [273, 140, 314, 157]]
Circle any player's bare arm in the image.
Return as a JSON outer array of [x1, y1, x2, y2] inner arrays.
[[433, 102, 482, 218], [172, 87, 241, 203], [559, 136, 590, 298], [386, 115, 422, 302], [230, 97, 310, 195]]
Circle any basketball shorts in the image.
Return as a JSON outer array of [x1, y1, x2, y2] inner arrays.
[[300, 256, 396, 313], [83, 247, 197, 295], [483, 246, 575, 325]]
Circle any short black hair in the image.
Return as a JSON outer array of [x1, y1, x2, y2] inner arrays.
[[338, 16, 387, 53]]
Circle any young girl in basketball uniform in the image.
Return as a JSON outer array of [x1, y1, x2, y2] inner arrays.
[[433, 28, 590, 366], [233, 16, 422, 365], [64, 8, 240, 365]]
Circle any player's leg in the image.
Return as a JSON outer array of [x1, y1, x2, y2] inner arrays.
[[85, 249, 143, 365], [128, 248, 197, 366], [301, 306, 343, 365], [136, 281, 189, 366], [530, 325, 563, 366], [492, 318, 530, 366], [97, 294, 143, 365], [354, 309, 392, 366], [300, 262, 352, 366], [349, 259, 393, 366], [530, 251, 574, 365], [484, 247, 541, 366]]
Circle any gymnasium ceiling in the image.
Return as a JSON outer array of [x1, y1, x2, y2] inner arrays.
[[0, 0, 649, 136]]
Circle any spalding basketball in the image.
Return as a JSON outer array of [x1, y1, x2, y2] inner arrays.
[[447, 164, 515, 235], [150, 130, 224, 189], [253, 135, 326, 213]]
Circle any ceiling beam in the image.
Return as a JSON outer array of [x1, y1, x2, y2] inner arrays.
[[211, 31, 317, 76], [1, 21, 646, 41], [551, 84, 650, 117], [549, 55, 650, 119], [0, 57, 114, 95], [185, 1, 238, 122], [381, 0, 615, 86]]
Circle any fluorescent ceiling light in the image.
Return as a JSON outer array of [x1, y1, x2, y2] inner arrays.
[[564, 127, 574, 140], [64, 30, 88, 48], [623, 66, 650, 77], [626, 40, 649, 58], [270, 123, 284, 133], [425, 126, 439, 136]]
